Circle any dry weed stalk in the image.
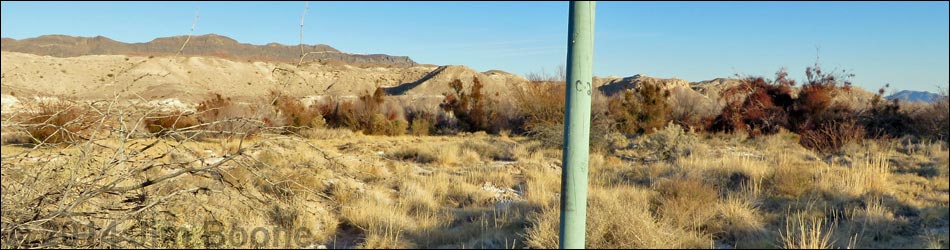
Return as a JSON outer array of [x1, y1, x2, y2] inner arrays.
[[175, 8, 200, 56]]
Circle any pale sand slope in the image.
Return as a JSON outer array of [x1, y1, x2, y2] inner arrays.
[[0, 52, 529, 104], [1, 51, 876, 113]]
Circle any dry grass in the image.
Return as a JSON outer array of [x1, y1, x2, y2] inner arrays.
[[654, 177, 720, 231], [341, 192, 417, 248], [524, 185, 711, 249], [2, 102, 946, 249], [710, 194, 767, 246], [389, 146, 438, 164], [771, 162, 815, 198], [848, 197, 902, 244], [816, 150, 892, 199], [781, 210, 837, 249]]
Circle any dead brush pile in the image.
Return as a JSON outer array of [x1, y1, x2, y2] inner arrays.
[[0, 95, 328, 248]]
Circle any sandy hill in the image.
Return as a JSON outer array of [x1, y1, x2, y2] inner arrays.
[[595, 74, 691, 96], [1, 49, 884, 114], [1, 33, 888, 114], [0, 52, 527, 106], [1, 34, 417, 67]]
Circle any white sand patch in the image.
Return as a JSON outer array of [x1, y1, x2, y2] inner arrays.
[[147, 98, 195, 112], [1, 94, 19, 111]]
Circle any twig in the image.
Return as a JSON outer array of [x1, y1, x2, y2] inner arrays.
[[176, 8, 200, 56], [298, 1, 310, 66]]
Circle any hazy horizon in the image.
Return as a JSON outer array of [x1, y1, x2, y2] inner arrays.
[[2, 1, 948, 93]]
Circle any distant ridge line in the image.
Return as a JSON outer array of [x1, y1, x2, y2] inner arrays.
[[0, 34, 418, 67]]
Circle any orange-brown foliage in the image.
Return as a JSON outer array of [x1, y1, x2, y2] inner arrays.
[[23, 100, 94, 145], [143, 111, 199, 136]]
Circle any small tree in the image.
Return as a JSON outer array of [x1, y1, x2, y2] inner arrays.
[[606, 82, 671, 134], [440, 77, 495, 132]]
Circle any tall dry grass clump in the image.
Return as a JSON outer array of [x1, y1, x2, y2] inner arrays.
[[523, 185, 710, 249], [341, 194, 418, 249], [781, 211, 837, 249], [816, 150, 891, 199], [653, 177, 720, 231]]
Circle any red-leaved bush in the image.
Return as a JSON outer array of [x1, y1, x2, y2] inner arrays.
[[708, 65, 864, 153]]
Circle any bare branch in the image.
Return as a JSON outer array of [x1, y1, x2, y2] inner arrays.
[[176, 8, 200, 56], [298, 1, 310, 66]]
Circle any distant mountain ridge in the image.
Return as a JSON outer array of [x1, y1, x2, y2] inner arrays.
[[0, 34, 417, 67], [887, 90, 942, 103]]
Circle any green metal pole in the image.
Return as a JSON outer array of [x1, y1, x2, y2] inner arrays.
[[559, 1, 595, 249]]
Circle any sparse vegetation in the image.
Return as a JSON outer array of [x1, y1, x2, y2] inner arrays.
[[3, 50, 947, 250]]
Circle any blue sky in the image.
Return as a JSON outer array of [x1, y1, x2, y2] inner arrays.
[[2, 1, 948, 93]]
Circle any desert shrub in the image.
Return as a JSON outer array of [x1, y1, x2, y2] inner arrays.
[[363, 109, 407, 136], [635, 122, 700, 163], [634, 82, 673, 133], [432, 109, 461, 135], [317, 88, 408, 136], [606, 82, 671, 135], [606, 90, 638, 134], [487, 96, 524, 134], [791, 66, 863, 153], [196, 93, 235, 124], [22, 100, 94, 145], [937, 89, 949, 143], [195, 93, 264, 136], [511, 77, 613, 149], [143, 111, 199, 137], [385, 113, 409, 136], [266, 91, 324, 133], [409, 117, 432, 136], [405, 107, 435, 136], [915, 89, 950, 143], [367, 113, 389, 135], [708, 65, 864, 154], [523, 65, 566, 82], [512, 80, 566, 145], [791, 65, 855, 126], [669, 86, 720, 131], [799, 119, 866, 154], [709, 70, 795, 136], [858, 84, 916, 140], [318, 97, 362, 129], [440, 77, 497, 133]]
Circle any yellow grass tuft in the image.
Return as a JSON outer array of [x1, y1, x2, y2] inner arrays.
[[781, 210, 837, 249]]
